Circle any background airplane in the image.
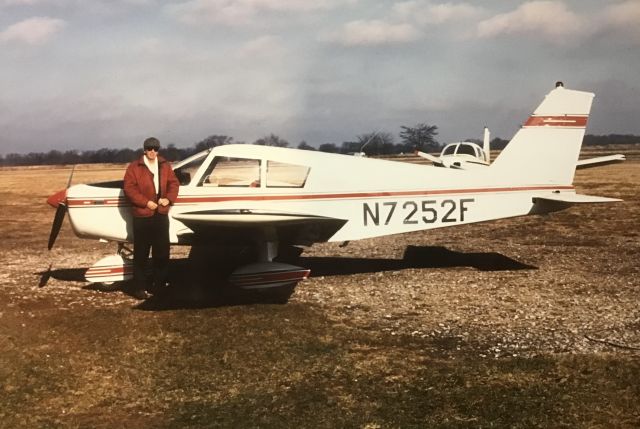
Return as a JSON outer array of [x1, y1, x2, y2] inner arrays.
[[415, 84, 625, 171]]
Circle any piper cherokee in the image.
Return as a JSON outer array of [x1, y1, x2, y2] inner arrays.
[[46, 83, 623, 293]]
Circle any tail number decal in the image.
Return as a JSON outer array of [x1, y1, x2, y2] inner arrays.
[[363, 198, 475, 226]]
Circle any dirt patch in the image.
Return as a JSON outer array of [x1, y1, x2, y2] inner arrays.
[[1, 154, 639, 428]]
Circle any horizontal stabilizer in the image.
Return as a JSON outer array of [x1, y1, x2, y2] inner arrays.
[[576, 154, 625, 169], [533, 193, 622, 204], [531, 192, 622, 214]]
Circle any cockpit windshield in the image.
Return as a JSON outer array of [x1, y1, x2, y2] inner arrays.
[[172, 150, 210, 186], [456, 143, 477, 157]]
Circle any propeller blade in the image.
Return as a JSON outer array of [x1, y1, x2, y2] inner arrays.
[[47, 166, 74, 249], [48, 202, 67, 250], [66, 165, 76, 188]]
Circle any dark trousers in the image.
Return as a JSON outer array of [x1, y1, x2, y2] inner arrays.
[[133, 214, 170, 291]]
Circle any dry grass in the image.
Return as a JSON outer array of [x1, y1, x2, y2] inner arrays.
[[0, 149, 639, 428]]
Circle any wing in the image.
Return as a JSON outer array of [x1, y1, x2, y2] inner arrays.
[[576, 154, 625, 169], [414, 150, 447, 167], [173, 209, 347, 245]]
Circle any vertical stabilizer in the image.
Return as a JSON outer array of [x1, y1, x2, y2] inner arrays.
[[490, 84, 594, 185], [483, 127, 490, 162]]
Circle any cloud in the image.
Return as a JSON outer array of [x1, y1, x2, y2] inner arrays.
[[393, 1, 483, 25], [0, 0, 157, 16], [0, 16, 65, 45], [0, 0, 43, 5], [477, 1, 587, 42], [604, 1, 640, 41], [167, 0, 340, 27], [235, 35, 286, 60], [324, 19, 422, 46]]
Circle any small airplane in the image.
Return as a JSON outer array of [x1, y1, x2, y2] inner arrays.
[[47, 83, 624, 293], [416, 127, 492, 170], [416, 85, 625, 170]]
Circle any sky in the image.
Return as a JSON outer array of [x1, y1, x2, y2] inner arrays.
[[1, 0, 639, 154]]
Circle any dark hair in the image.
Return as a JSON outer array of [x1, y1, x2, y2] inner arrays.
[[143, 137, 160, 150]]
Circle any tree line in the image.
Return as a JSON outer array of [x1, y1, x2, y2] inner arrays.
[[1, 128, 638, 166]]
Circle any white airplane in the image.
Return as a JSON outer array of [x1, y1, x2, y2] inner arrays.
[[417, 130, 625, 170], [416, 127, 491, 170], [47, 83, 623, 292], [416, 85, 625, 170]]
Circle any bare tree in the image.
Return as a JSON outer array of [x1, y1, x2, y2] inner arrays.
[[356, 131, 395, 155], [399, 123, 439, 152], [253, 134, 289, 147], [194, 135, 234, 152], [297, 141, 316, 151], [318, 143, 339, 153]]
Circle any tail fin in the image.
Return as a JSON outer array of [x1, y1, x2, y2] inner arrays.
[[483, 126, 490, 162], [490, 84, 594, 185]]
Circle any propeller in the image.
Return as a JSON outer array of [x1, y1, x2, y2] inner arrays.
[[48, 202, 68, 250], [47, 166, 75, 250]]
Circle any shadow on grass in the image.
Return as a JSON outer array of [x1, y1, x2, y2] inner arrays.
[[35, 245, 535, 309], [36, 259, 296, 310], [36, 265, 85, 287], [297, 245, 537, 277]]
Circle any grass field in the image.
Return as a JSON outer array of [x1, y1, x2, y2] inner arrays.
[[0, 149, 638, 428]]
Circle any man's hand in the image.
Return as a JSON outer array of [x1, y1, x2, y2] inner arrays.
[[147, 200, 158, 210], [158, 198, 170, 207]]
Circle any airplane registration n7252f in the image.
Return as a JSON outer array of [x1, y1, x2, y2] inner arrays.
[[47, 83, 622, 292]]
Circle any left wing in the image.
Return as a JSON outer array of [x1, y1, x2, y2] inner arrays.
[[173, 209, 347, 245]]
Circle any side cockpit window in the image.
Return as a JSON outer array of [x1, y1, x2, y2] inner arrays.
[[200, 157, 261, 187], [456, 144, 476, 156], [442, 144, 456, 156], [266, 161, 310, 188]]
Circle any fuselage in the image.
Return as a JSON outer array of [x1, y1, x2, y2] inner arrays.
[[64, 144, 575, 246]]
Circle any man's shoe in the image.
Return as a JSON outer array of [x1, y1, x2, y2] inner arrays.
[[131, 289, 150, 300]]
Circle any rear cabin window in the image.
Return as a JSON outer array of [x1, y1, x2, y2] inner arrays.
[[456, 144, 476, 156], [266, 161, 309, 188], [200, 157, 261, 187], [443, 145, 456, 156]]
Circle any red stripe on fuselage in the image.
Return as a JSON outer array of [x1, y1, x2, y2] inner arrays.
[[67, 198, 128, 207], [524, 115, 588, 128], [174, 185, 574, 205], [66, 185, 575, 208]]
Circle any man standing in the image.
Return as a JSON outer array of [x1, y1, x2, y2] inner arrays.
[[124, 137, 180, 299]]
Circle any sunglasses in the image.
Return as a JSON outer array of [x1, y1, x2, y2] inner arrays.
[[144, 147, 159, 152]]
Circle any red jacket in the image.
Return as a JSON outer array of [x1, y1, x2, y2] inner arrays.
[[124, 155, 180, 218]]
